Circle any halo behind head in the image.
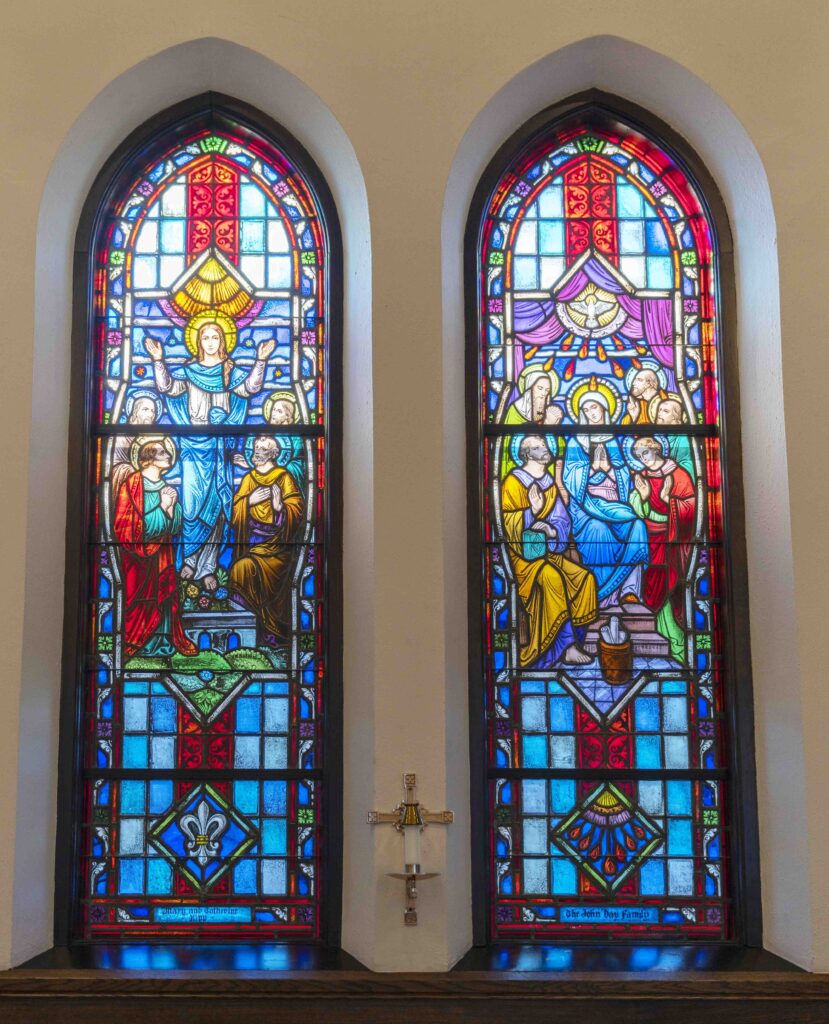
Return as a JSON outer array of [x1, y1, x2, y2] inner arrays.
[[130, 434, 177, 471], [518, 365, 560, 398], [124, 389, 162, 423], [184, 309, 237, 357], [263, 390, 300, 424], [624, 359, 668, 393], [566, 376, 621, 423], [648, 391, 685, 424]]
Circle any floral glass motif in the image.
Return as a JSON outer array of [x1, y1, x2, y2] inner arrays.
[[478, 119, 729, 938], [80, 122, 329, 938]]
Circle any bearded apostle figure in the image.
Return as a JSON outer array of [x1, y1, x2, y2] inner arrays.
[[110, 390, 163, 500], [113, 437, 196, 658], [234, 391, 306, 490], [231, 435, 304, 644], [264, 391, 306, 488], [504, 367, 564, 428], [501, 367, 565, 478], [629, 436, 697, 663], [145, 313, 274, 592], [621, 365, 669, 425], [650, 393, 696, 480], [502, 435, 597, 668]]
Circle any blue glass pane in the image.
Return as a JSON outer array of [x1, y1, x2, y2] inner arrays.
[[118, 860, 144, 895], [522, 779, 547, 814], [523, 735, 548, 768], [120, 781, 145, 814]]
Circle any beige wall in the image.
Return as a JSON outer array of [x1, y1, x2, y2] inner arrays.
[[1, 0, 827, 972]]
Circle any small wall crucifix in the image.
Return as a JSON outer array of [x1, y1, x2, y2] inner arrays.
[[368, 773, 454, 925]]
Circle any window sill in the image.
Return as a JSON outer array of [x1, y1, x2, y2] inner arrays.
[[15, 943, 365, 972], [452, 942, 802, 973], [2, 945, 827, 1024]]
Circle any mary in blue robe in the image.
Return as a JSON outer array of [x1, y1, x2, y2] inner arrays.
[[153, 353, 267, 582], [562, 398, 649, 606]]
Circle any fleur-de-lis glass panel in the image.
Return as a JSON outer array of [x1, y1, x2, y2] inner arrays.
[[475, 114, 730, 939], [78, 109, 334, 940]]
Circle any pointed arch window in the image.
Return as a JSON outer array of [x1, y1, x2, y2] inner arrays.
[[61, 97, 342, 943], [468, 98, 758, 943]]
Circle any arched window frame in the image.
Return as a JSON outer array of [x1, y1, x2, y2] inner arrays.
[[464, 91, 761, 948], [56, 93, 344, 948]]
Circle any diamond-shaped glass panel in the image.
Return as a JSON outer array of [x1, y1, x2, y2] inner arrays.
[[148, 783, 258, 892], [552, 782, 663, 891]]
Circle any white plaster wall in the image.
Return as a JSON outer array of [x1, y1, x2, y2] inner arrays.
[[0, 0, 826, 973]]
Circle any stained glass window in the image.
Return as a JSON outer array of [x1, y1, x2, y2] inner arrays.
[[473, 112, 734, 939], [73, 106, 338, 940]]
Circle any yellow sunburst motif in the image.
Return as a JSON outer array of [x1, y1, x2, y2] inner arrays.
[[564, 282, 620, 331], [593, 788, 626, 815], [169, 249, 255, 321]]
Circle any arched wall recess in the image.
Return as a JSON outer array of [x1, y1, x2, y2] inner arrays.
[[62, 94, 343, 943], [467, 94, 754, 943], [13, 39, 373, 968], [442, 37, 809, 967]]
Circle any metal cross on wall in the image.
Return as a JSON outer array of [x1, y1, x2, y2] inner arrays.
[[368, 773, 454, 925]]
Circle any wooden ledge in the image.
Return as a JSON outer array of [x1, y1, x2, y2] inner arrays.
[[2, 969, 828, 1023]]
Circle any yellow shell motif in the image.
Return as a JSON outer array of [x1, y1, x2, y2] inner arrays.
[[170, 250, 255, 322]]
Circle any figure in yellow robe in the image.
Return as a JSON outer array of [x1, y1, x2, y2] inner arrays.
[[502, 436, 597, 668], [620, 367, 668, 425], [231, 436, 304, 644]]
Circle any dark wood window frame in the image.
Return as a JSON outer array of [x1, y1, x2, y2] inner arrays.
[[464, 90, 763, 952], [53, 92, 345, 951]]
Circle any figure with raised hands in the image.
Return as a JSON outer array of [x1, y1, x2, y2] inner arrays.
[[145, 312, 274, 591]]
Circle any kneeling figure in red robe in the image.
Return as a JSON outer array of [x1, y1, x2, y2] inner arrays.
[[629, 436, 696, 663], [114, 438, 196, 658]]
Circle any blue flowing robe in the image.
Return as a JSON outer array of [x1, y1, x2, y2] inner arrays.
[[562, 437, 649, 602], [166, 362, 251, 559]]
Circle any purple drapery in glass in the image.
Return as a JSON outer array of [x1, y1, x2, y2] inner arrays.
[[514, 256, 675, 368], [514, 299, 556, 333]]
